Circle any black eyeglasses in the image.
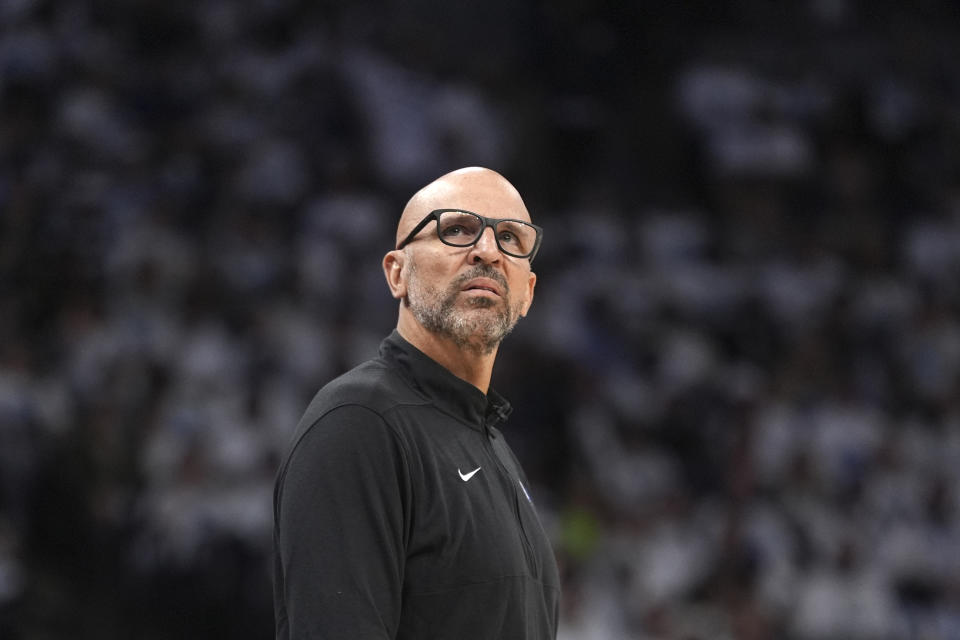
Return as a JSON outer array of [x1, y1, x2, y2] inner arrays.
[[396, 209, 543, 262]]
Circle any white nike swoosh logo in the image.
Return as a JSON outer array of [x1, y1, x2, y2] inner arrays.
[[458, 467, 481, 482]]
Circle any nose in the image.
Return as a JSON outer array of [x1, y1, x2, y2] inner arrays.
[[468, 226, 501, 264]]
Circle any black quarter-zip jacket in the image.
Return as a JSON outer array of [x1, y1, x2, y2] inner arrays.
[[273, 331, 560, 639]]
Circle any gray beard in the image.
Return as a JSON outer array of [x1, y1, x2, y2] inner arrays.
[[405, 263, 522, 355]]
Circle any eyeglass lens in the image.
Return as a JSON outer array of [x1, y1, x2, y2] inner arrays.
[[437, 211, 537, 257]]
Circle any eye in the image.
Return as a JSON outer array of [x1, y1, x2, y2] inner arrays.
[[438, 212, 482, 244], [497, 221, 532, 252]]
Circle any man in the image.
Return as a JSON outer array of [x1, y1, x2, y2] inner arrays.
[[273, 167, 560, 639]]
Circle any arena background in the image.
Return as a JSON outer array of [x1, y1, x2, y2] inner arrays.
[[3, 1, 960, 638]]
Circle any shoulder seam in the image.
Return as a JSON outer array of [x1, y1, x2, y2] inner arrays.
[[275, 402, 420, 521], [289, 402, 392, 459]]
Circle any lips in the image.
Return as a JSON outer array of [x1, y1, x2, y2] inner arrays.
[[461, 278, 503, 297]]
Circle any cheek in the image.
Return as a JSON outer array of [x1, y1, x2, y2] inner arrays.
[[406, 257, 452, 295], [507, 272, 533, 306]]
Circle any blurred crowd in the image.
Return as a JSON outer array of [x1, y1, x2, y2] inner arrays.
[[3, 1, 960, 639]]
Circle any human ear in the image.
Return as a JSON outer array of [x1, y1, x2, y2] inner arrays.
[[383, 250, 407, 299], [519, 271, 536, 317]]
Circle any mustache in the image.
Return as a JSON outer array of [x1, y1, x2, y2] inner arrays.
[[452, 266, 509, 294]]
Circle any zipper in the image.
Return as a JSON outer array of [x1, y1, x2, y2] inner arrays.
[[482, 428, 538, 576]]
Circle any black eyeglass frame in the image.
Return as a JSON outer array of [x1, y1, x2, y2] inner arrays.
[[396, 209, 544, 263]]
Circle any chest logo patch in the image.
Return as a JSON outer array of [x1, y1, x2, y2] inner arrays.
[[458, 466, 482, 482]]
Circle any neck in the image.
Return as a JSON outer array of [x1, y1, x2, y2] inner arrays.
[[396, 316, 497, 393]]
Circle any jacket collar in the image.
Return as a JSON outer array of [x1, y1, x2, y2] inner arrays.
[[379, 330, 512, 432]]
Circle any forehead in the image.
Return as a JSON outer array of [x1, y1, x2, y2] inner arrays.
[[421, 177, 530, 220], [396, 170, 532, 244]]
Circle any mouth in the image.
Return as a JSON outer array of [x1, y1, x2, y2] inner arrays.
[[461, 278, 503, 297]]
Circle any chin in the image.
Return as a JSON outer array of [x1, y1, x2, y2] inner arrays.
[[462, 296, 502, 311]]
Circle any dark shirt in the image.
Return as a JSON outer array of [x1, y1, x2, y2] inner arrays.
[[273, 330, 560, 639]]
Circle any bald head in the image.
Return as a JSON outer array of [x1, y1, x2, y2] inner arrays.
[[382, 166, 539, 375], [395, 167, 531, 247]]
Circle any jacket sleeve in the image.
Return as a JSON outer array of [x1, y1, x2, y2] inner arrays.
[[274, 404, 410, 639]]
